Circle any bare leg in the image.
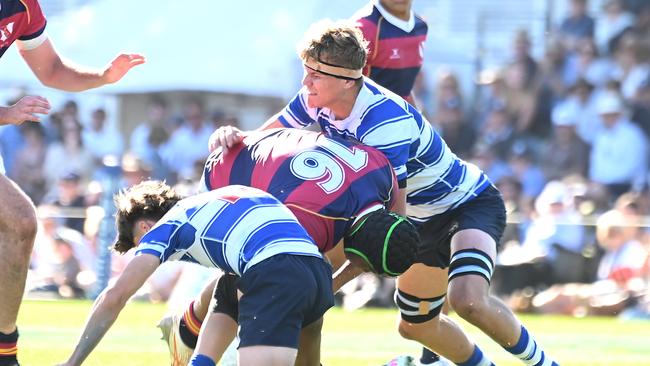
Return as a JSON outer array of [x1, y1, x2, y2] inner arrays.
[[295, 317, 323, 366], [448, 230, 521, 346], [239, 345, 297, 366], [192, 277, 217, 322], [194, 312, 238, 363], [0, 174, 37, 333]]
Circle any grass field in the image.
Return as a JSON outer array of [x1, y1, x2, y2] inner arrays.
[[16, 299, 650, 365]]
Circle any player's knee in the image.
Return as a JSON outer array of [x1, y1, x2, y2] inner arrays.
[[7, 198, 37, 246], [397, 319, 422, 341], [447, 288, 489, 322]]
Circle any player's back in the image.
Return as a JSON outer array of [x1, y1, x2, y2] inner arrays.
[[135, 185, 320, 275], [202, 128, 396, 252]]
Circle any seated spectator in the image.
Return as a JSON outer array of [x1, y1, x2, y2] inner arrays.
[[43, 116, 94, 188], [565, 78, 603, 144], [589, 92, 648, 198], [557, 0, 595, 53], [565, 39, 616, 88], [508, 141, 546, 200], [161, 98, 213, 180], [612, 34, 650, 102], [528, 209, 648, 316], [431, 70, 474, 158], [46, 171, 88, 233], [29, 226, 88, 299], [595, 0, 634, 55], [541, 101, 590, 180], [82, 108, 124, 164], [12, 122, 48, 204]]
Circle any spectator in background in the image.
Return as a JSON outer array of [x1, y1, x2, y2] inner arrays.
[[589, 92, 648, 199], [47, 172, 87, 234], [431, 70, 473, 158], [470, 144, 513, 186], [557, 0, 595, 53], [541, 101, 590, 181], [475, 106, 516, 160], [43, 117, 94, 188], [28, 230, 85, 299], [82, 108, 124, 164], [529, 209, 647, 316], [130, 97, 170, 168], [162, 98, 213, 180], [612, 34, 650, 102], [12, 123, 48, 205], [353, 0, 428, 105], [508, 142, 546, 201], [594, 0, 634, 55], [538, 37, 572, 102], [630, 76, 650, 138], [120, 153, 152, 188], [565, 39, 615, 88], [565, 78, 603, 144]]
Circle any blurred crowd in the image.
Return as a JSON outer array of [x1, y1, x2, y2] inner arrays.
[[2, 0, 650, 319]]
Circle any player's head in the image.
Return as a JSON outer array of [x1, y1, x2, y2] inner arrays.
[[344, 209, 420, 277], [298, 19, 368, 108], [113, 180, 182, 254]]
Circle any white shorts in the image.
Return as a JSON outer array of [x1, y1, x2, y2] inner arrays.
[[0, 153, 5, 175]]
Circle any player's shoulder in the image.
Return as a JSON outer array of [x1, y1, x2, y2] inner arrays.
[[352, 2, 380, 23]]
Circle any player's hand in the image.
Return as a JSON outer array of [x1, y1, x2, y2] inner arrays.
[[0, 95, 50, 125], [102, 53, 146, 84], [208, 125, 244, 152]]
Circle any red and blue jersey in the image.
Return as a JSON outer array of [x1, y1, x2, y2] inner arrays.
[[354, 1, 427, 98], [0, 0, 47, 58], [201, 128, 397, 253]]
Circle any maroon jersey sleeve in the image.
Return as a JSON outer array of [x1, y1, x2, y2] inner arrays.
[[18, 0, 46, 40]]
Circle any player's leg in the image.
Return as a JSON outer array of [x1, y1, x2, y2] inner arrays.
[[446, 185, 558, 365], [239, 346, 298, 366], [0, 174, 37, 366], [193, 312, 238, 363], [448, 230, 558, 365], [295, 317, 323, 366], [396, 264, 493, 365], [160, 276, 217, 365]]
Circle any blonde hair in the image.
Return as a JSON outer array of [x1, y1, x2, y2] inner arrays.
[[298, 19, 368, 71]]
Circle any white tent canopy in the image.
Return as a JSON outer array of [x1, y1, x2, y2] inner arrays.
[[0, 0, 367, 97]]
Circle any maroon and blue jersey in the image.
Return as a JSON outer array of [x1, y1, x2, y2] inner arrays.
[[201, 128, 397, 253], [0, 0, 47, 58], [354, 1, 427, 98]]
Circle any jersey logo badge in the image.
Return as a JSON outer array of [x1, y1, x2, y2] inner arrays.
[[0, 22, 15, 45], [390, 48, 401, 60]]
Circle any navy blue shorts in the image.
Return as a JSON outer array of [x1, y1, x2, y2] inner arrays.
[[415, 184, 507, 268], [237, 254, 334, 349]]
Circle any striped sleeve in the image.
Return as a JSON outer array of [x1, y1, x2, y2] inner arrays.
[[277, 88, 317, 128]]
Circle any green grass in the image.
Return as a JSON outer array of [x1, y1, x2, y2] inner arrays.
[[16, 299, 650, 365]]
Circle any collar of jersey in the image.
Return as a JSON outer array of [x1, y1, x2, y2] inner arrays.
[[374, 1, 415, 33]]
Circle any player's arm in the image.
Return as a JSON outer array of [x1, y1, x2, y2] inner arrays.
[[0, 95, 51, 125], [60, 254, 160, 366], [20, 39, 144, 92]]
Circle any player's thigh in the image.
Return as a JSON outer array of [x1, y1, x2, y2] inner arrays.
[[295, 317, 323, 366], [397, 263, 448, 297], [239, 345, 297, 366], [0, 173, 36, 230]]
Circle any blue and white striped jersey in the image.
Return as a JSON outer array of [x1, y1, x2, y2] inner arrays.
[[277, 78, 491, 222], [135, 185, 321, 276]]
